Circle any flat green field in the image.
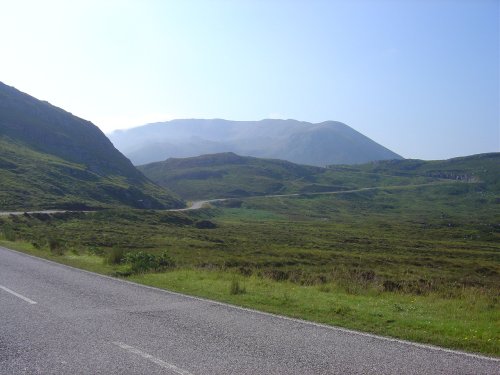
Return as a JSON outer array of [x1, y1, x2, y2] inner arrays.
[[1, 180, 499, 356]]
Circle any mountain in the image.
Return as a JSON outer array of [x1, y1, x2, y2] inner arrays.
[[109, 119, 403, 166], [138, 152, 428, 200], [0, 82, 183, 210]]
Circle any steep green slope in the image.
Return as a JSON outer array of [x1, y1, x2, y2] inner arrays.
[[138, 152, 430, 200], [0, 82, 183, 210]]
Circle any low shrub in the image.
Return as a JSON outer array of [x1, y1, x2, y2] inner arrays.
[[31, 238, 47, 249], [195, 220, 217, 229], [383, 280, 402, 292], [49, 238, 65, 255], [87, 247, 106, 256], [230, 279, 246, 295], [157, 251, 175, 269], [124, 251, 175, 274], [111, 270, 133, 277], [105, 248, 125, 265], [261, 268, 289, 281], [2, 226, 16, 241]]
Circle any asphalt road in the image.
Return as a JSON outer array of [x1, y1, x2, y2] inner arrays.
[[0, 246, 498, 374]]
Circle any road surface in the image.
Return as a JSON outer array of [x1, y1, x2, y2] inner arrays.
[[0, 246, 498, 374]]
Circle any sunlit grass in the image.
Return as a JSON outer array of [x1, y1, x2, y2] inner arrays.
[[1, 180, 498, 356], [1, 237, 498, 356]]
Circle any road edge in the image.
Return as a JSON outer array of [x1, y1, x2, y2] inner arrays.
[[1, 244, 499, 362]]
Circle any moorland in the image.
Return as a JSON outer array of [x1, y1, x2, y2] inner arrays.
[[2, 152, 498, 356]]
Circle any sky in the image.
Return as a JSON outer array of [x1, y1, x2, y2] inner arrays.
[[0, 0, 498, 160]]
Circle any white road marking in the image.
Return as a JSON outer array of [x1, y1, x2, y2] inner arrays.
[[0, 285, 37, 304], [112, 341, 194, 375]]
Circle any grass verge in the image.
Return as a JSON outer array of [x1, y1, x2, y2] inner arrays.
[[1, 239, 498, 357]]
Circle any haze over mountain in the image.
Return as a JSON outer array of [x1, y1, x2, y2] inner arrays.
[[109, 119, 403, 167], [0, 82, 182, 210]]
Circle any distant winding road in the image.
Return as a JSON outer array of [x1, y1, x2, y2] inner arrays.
[[0, 246, 498, 374], [169, 184, 437, 212], [0, 183, 448, 216]]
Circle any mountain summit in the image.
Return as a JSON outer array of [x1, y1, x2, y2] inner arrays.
[[109, 119, 403, 166], [0, 82, 182, 210]]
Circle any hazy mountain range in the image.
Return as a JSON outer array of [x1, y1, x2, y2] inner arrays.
[[3, 80, 495, 212], [109, 119, 403, 166], [0, 82, 182, 210]]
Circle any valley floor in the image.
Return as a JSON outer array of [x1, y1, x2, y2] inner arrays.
[[1, 181, 498, 356]]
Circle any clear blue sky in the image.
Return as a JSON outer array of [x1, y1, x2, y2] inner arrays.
[[1, 0, 498, 159]]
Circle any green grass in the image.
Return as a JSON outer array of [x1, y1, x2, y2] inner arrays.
[[354, 153, 500, 191], [138, 152, 434, 200], [2, 154, 499, 355], [139, 152, 499, 202], [1, 236, 497, 356], [0, 138, 182, 210], [1, 179, 498, 356], [130, 269, 498, 355], [0, 239, 129, 275]]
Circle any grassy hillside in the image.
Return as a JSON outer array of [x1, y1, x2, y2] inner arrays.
[[0, 138, 181, 210], [140, 152, 499, 201], [352, 153, 500, 191], [138, 152, 431, 200], [0, 82, 182, 210]]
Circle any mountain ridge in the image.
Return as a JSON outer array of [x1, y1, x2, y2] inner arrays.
[[109, 119, 403, 166]]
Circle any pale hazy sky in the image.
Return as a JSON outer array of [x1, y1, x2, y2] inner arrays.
[[0, 0, 498, 159]]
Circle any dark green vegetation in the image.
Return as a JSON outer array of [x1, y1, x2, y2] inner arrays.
[[0, 82, 182, 210], [109, 119, 402, 166], [1, 153, 499, 355], [139, 152, 433, 200], [352, 153, 500, 191], [140, 152, 328, 200]]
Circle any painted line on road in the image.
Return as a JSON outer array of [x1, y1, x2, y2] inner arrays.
[[112, 341, 194, 375], [0, 285, 37, 304], [3, 246, 499, 362]]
